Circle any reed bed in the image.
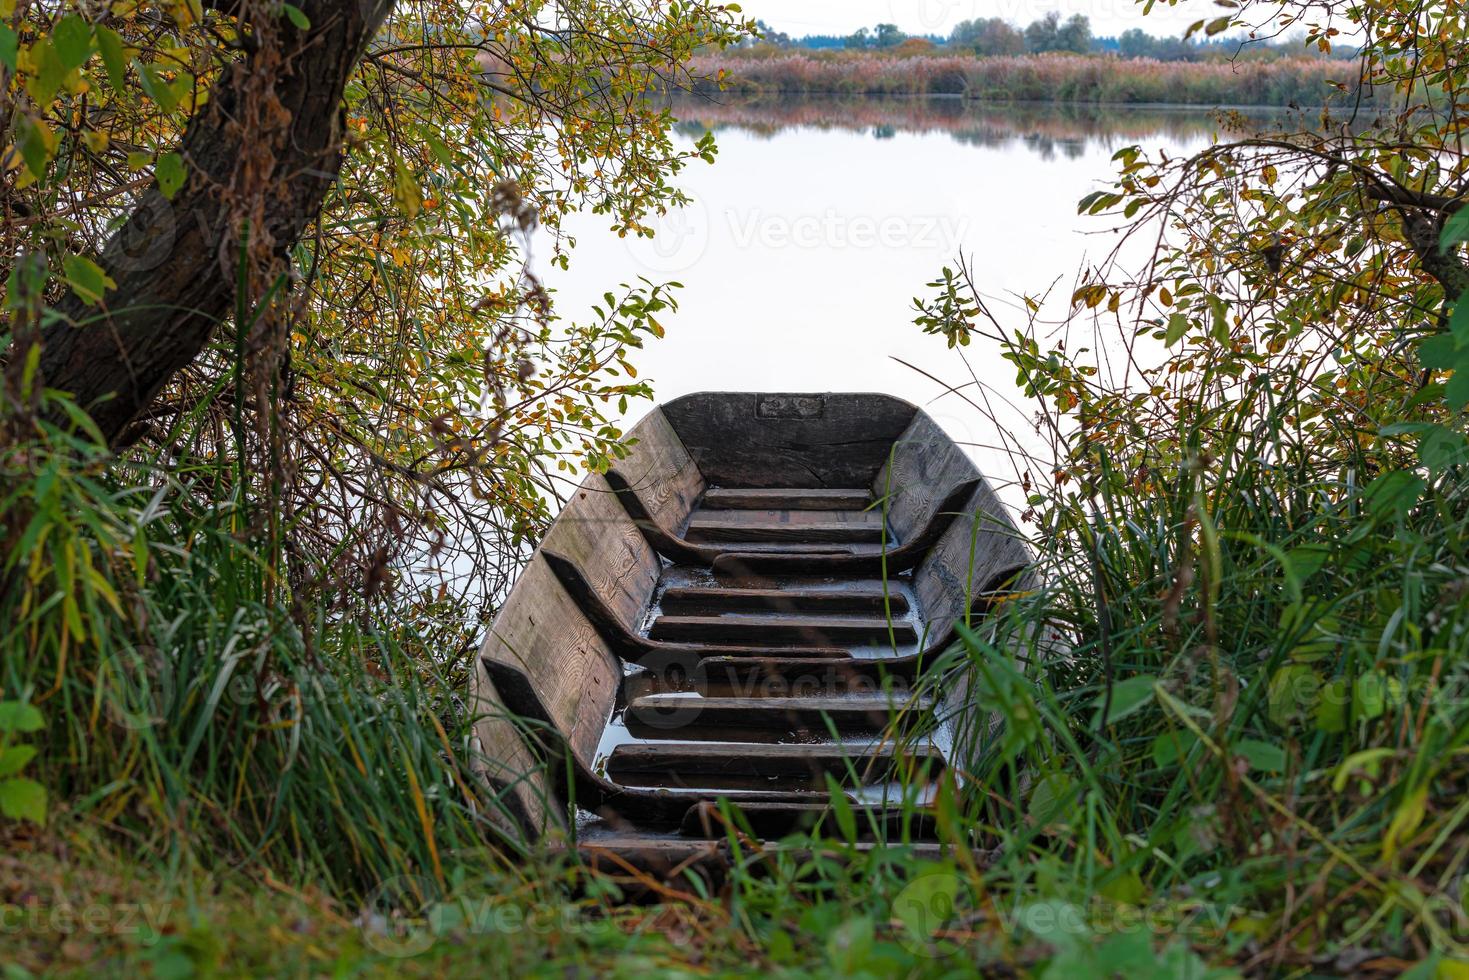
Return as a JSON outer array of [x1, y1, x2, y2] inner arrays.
[[690, 52, 1353, 106]]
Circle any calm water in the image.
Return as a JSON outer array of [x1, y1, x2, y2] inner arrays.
[[542, 97, 1267, 496]]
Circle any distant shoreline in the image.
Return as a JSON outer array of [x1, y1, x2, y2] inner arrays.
[[683, 52, 1356, 108]]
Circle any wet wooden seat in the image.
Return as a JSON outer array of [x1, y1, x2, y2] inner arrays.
[[624, 691, 937, 741], [605, 408, 989, 575], [538, 477, 848, 664], [607, 739, 946, 792]]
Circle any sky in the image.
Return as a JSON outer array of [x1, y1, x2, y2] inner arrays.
[[735, 0, 1228, 40]]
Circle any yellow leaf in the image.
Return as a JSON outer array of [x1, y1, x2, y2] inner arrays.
[[1382, 786, 1426, 861], [392, 162, 422, 219]]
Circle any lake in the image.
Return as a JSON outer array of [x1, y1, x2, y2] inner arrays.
[[542, 97, 1276, 499]]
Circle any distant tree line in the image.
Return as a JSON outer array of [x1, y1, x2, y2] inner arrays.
[[748, 16, 1353, 61]]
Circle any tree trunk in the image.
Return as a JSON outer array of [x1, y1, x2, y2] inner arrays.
[[35, 0, 395, 445]]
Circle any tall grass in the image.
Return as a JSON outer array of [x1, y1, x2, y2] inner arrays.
[[652, 360, 1468, 971], [690, 52, 1353, 106], [0, 396, 537, 897]]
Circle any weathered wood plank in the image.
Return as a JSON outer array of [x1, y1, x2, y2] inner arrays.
[[611, 407, 706, 535], [480, 556, 621, 769], [650, 614, 917, 646], [607, 740, 945, 790], [701, 488, 873, 511], [693, 508, 884, 528], [685, 509, 885, 545], [872, 410, 980, 545], [637, 656, 928, 698], [658, 586, 909, 616], [468, 660, 562, 838], [540, 474, 661, 634], [625, 693, 935, 740], [661, 393, 917, 489], [912, 479, 1032, 642]]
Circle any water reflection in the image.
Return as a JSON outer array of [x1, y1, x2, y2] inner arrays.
[[668, 94, 1299, 160], [546, 96, 1235, 502]]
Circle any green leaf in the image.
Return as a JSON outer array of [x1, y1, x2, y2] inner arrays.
[[26, 38, 70, 107], [62, 254, 117, 306], [824, 773, 857, 844], [1363, 470, 1426, 523], [1093, 675, 1156, 727], [1150, 730, 1198, 767], [1233, 739, 1286, 772], [15, 115, 58, 183], [1165, 313, 1190, 346], [155, 152, 187, 199], [1418, 331, 1463, 371], [1284, 544, 1329, 583], [1090, 930, 1155, 972], [392, 162, 422, 219], [0, 777, 46, 824], [1207, 294, 1230, 342], [1316, 679, 1348, 733], [1418, 425, 1469, 477], [425, 133, 455, 168], [138, 61, 181, 113], [1452, 298, 1469, 339], [1353, 672, 1402, 721], [52, 14, 95, 70], [1028, 772, 1074, 825], [1446, 368, 1469, 410], [1441, 209, 1469, 253], [282, 4, 312, 29], [0, 24, 18, 74], [95, 27, 127, 93], [0, 701, 43, 734], [0, 745, 36, 778], [1017, 900, 1089, 947]]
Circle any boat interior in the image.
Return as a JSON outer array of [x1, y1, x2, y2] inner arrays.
[[473, 392, 1032, 860]]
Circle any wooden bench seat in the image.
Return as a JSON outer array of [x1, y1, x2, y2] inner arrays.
[[606, 740, 946, 792]]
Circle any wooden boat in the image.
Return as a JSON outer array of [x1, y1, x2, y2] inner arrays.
[[471, 392, 1031, 867]]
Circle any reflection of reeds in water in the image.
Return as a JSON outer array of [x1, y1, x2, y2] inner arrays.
[[668, 95, 1306, 158]]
